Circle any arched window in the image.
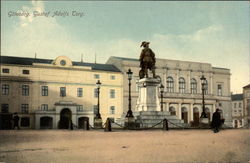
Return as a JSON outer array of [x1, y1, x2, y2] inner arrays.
[[166, 77, 174, 93], [190, 78, 197, 94], [169, 106, 176, 115], [179, 77, 185, 93]]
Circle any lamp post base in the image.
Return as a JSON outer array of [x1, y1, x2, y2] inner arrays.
[[125, 117, 136, 129], [199, 118, 210, 128], [94, 118, 103, 129]]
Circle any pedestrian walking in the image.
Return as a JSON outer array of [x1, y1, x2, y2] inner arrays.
[[211, 109, 221, 133], [13, 113, 20, 130]]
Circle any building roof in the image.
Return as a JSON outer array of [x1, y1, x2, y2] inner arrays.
[[231, 94, 243, 101], [0, 56, 121, 72], [243, 84, 250, 89], [110, 56, 139, 62]]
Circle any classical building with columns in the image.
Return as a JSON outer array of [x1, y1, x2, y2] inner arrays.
[[0, 56, 123, 129], [107, 56, 232, 126]]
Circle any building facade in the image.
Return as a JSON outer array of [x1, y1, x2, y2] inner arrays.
[[0, 56, 123, 129], [107, 56, 232, 126], [231, 94, 244, 128], [243, 84, 250, 128]]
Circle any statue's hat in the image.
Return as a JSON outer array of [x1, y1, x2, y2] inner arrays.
[[140, 41, 150, 47]]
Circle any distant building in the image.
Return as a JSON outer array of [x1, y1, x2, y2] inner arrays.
[[231, 94, 244, 128], [107, 56, 232, 127], [0, 56, 123, 129], [243, 84, 250, 128]]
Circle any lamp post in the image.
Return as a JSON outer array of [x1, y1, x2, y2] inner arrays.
[[200, 75, 207, 118], [160, 84, 164, 111], [96, 80, 102, 119], [126, 68, 134, 118], [94, 80, 102, 128]]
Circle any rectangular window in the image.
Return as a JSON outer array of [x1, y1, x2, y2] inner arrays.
[[110, 106, 115, 114], [110, 89, 115, 98], [41, 86, 48, 96], [94, 88, 98, 98], [60, 87, 66, 97], [2, 68, 9, 73], [21, 104, 29, 114], [23, 70, 30, 74], [93, 105, 98, 114], [110, 75, 116, 80], [77, 88, 83, 97], [41, 104, 48, 111], [77, 105, 83, 112], [218, 84, 222, 96], [234, 103, 237, 108], [2, 84, 9, 95], [1, 104, 9, 113], [94, 74, 100, 79], [219, 103, 222, 107], [22, 85, 29, 96], [239, 103, 242, 108]]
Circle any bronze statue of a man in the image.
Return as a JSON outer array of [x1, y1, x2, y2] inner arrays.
[[139, 41, 156, 79]]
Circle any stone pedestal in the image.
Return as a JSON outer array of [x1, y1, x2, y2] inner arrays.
[[199, 118, 210, 128], [136, 78, 161, 112], [94, 118, 103, 129], [124, 117, 136, 129], [200, 118, 209, 124]]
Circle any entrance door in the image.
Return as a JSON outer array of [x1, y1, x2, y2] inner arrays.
[[193, 107, 199, 126], [181, 107, 188, 123], [234, 120, 238, 128], [78, 117, 89, 129], [59, 108, 72, 129]]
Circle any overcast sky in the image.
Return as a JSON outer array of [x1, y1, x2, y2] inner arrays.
[[1, 1, 249, 93]]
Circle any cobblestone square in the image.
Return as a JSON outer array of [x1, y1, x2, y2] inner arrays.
[[0, 129, 249, 163]]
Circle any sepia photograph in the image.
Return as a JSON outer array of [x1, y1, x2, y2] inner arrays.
[[0, 1, 250, 163]]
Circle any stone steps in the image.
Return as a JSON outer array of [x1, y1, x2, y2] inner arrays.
[[136, 111, 186, 128]]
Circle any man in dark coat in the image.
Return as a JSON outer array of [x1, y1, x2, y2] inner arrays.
[[211, 109, 221, 133], [139, 41, 156, 79], [13, 113, 20, 130]]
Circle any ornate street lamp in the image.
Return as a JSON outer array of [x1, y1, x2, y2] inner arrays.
[[160, 84, 164, 111], [200, 75, 207, 118], [126, 68, 134, 118], [96, 80, 102, 119]]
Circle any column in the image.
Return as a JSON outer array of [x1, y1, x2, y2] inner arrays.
[[176, 70, 179, 93], [210, 73, 213, 95], [166, 102, 169, 112], [164, 68, 167, 92], [187, 70, 191, 94], [190, 103, 194, 121], [178, 103, 182, 119], [212, 103, 216, 113]]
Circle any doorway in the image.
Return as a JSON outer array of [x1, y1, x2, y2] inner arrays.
[[234, 120, 238, 128], [181, 107, 188, 123], [193, 107, 199, 126], [78, 117, 89, 129], [58, 108, 72, 129]]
